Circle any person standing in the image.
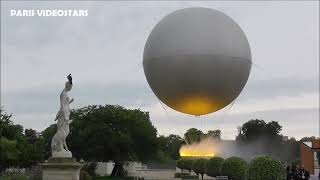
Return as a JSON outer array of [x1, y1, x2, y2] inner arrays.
[[287, 165, 292, 180], [293, 165, 301, 180], [299, 166, 310, 180]]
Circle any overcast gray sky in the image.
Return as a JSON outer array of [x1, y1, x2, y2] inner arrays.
[[1, 1, 319, 140]]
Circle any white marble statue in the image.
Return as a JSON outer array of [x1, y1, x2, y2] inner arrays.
[[51, 74, 74, 157]]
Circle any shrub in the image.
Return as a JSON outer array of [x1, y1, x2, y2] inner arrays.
[[183, 159, 194, 173], [192, 158, 208, 179], [176, 159, 185, 172], [205, 157, 224, 177], [248, 156, 286, 180], [221, 156, 247, 180]]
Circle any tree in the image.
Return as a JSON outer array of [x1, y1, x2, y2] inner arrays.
[[192, 158, 207, 179], [41, 124, 57, 159], [68, 105, 158, 177], [264, 121, 282, 138], [25, 129, 38, 145], [206, 130, 221, 140], [17, 138, 43, 168], [281, 137, 299, 164], [205, 157, 224, 177], [221, 157, 247, 180], [237, 119, 266, 142], [248, 156, 285, 180], [176, 159, 185, 172], [236, 120, 282, 142], [300, 136, 316, 142], [157, 134, 184, 160], [0, 137, 19, 171], [183, 159, 194, 173], [184, 128, 203, 144], [235, 119, 297, 163], [0, 108, 24, 140], [0, 108, 44, 170]]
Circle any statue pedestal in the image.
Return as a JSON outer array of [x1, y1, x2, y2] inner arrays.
[[42, 157, 82, 180], [52, 151, 72, 158]]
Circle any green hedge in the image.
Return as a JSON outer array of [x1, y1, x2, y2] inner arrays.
[[205, 157, 224, 177], [176, 159, 185, 171], [248, 156, 285, 180], [177, 155, 285, 180], [174, 172, 190, 178], [192, 158, 208, 179], [221, 156, 247, 180], [184, 159, 194, 172]]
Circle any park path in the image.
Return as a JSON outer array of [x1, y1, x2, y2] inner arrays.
[[310, 175, 319, 180]]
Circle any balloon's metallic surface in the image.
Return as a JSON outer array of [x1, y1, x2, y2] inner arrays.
[[143, 8, 252, 116]]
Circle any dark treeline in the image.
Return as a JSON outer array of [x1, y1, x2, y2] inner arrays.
[[158, 120, 306, 165], [234, 120, 301, 163], [0, 108, 45, 171], [0, 106, 315, 176]]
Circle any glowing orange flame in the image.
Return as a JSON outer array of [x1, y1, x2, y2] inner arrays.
[[168, 95, 224, 116], [179, 137, 216, 158]]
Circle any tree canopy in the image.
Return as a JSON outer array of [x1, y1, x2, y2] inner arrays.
[[206, 130, 221, 140], [236, 119, 282, 142], [236, 119, 299, 163], [157, 134, 184, 160], [184, 128, 203, 144], [184, 128, 222, 144], [68, 105, 158, 176], [0, 108, 44, 171], [0, 107, 304, 175]]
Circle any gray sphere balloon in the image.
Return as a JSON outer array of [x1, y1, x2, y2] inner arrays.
[[143, 7, 251, 116]]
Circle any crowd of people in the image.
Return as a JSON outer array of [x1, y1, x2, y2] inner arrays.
[[286, 165, 310, 180]]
